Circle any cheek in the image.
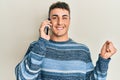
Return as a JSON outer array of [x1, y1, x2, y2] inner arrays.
[[66, 21, 70, 27], [50, 22, 56, 31], [66, 19, 70, 24], [51, 21, 57, 27]]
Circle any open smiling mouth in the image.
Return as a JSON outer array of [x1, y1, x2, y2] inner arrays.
[[56, 27, 64, 30]]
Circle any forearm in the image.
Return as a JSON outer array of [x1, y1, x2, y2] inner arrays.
[[87, 55, 111, 80], [15, 37, 48, 80], [94, 55, 110, 79]]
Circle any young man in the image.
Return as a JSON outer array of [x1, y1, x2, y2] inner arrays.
[[15, 1, 117, 80]]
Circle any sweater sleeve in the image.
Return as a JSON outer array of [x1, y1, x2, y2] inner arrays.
[[86, 53, 111, 80], [15, 37, 48, 80]]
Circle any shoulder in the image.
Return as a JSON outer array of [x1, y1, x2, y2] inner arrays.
[[70, 39, 90, 51], [30, 37, 49, 46], [70, 39, 92, 62]]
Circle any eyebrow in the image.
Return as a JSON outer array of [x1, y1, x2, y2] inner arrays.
[[52, 14, 69, 17]]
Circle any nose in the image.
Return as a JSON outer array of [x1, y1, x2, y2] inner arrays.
[[57, 18, 63, 25]]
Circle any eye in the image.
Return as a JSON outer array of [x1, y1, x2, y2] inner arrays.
[[52, 16, 57, 20], [63, 17, 68, 20]]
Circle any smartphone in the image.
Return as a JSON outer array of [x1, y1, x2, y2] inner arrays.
[[44, 26, 49, 35], [44, 18, 51, 35]]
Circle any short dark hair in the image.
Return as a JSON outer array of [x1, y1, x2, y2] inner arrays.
[[48, 1, 70, 18]]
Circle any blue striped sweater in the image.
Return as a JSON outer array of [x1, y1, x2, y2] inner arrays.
[[15, 37, 110, 80]]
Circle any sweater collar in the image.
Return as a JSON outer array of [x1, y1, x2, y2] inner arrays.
[[49, 38, 72, 44]]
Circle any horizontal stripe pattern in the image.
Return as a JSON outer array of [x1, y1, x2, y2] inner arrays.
[[19, 57, 38, 79], [45, 48, 91, 62], [41, 70, 85, 77], [48, 40, 89, 51], [15, 37, 110, 80], [41, 58, 94, 73], [41, 71, 85, 80]]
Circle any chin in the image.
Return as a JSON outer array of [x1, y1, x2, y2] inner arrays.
[[54, 32, 68, 37]]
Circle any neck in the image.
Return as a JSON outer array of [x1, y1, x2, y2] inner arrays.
[[50, 35, 69, 42]]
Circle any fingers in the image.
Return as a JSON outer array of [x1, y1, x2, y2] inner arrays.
[[39, 19, 52, 40], [101, 41, 108, 53], [105, 40, 117, 54], [39, 20, 52, 34], [106, 41, 111, 52], [40, 20, 52, 31], [107, 41, 117, 54], [100, 40, 117, 59]]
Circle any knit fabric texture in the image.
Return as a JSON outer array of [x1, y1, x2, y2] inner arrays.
[[15, 37, 110, 80]]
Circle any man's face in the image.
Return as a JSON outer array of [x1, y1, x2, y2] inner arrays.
[[49, 8, 70, 37]]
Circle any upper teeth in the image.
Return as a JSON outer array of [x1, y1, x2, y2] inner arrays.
[[57, 27, 63, 30]]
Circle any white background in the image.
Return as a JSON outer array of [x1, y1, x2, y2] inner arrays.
[[0, 0, 119, 80]]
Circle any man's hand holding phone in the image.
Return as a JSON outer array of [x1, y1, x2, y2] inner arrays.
[[39, 19, 52, 40]]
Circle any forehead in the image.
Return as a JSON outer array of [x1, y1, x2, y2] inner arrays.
[[50, 8, 69, 16]]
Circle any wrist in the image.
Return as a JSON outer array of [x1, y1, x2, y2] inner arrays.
[[100, 53, 110, 59]]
